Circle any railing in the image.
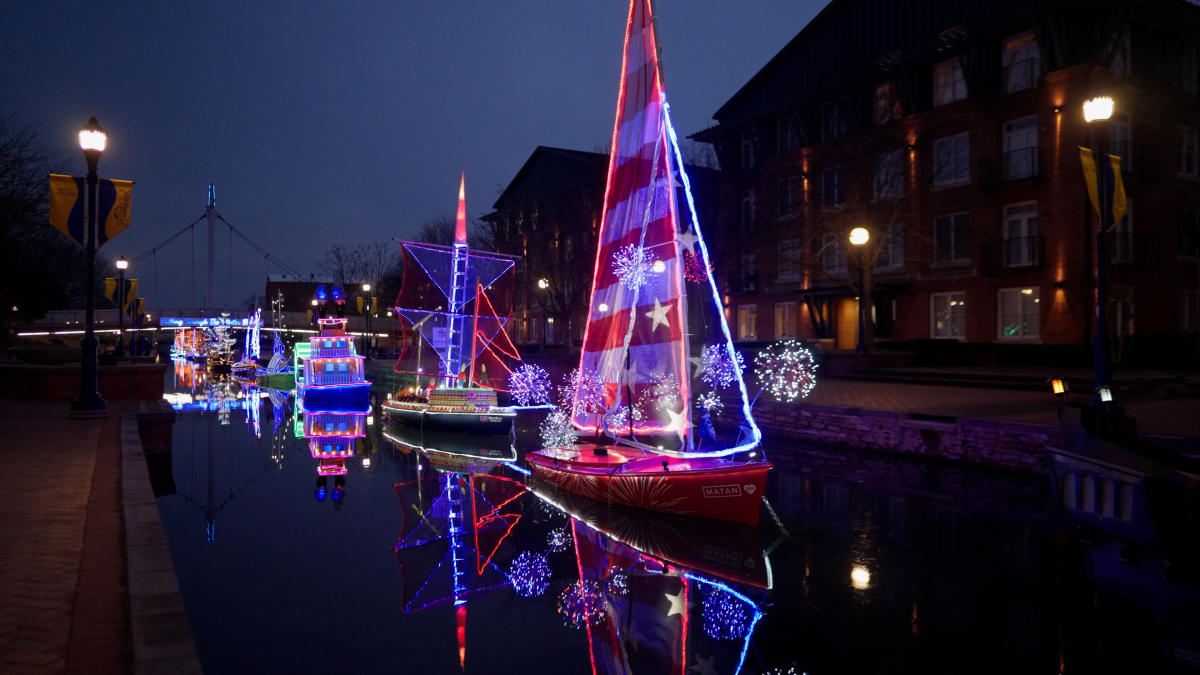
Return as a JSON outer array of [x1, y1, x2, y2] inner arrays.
[[1003, 58, 1041, 93], [980, 236, 1043, 274], [980, 147, 1040, 185], [310, 370, 360, 386]]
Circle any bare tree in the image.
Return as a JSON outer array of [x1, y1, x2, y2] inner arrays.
[[415, 215, 456, 246]]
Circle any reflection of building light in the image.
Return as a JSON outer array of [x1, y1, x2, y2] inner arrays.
[[362, 457, 371, 468], [851, 565, 871, 589], [1021, 288, 1033, 295]]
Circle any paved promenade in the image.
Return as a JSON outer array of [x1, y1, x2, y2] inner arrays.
[[0, 367, 1193, 674]]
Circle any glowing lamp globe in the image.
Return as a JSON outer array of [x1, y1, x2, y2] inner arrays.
[[849, 227, 870, 247], [537, 278, 549, 290], [116, 256, 129, 271], [78, 117, 107, 152], [850, 565, 871, 589], [1082, 96, 1113, 123], [362, 283, 371, 292], [651, 259, 666, 273]]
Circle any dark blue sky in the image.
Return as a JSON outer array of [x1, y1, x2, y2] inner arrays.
[[4, 1, 822, 308]]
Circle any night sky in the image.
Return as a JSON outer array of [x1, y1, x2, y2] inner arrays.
[[4, 1, 822, 308]]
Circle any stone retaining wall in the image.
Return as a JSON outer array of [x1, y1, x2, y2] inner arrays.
[[0, 362, 168, 400], [754, 399, 1062, 473]]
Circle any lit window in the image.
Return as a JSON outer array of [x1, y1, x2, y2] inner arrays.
[[774, 302, 797, 339], [998, 287, 1040, 339], [933, 132, 970, 187], [737, 305, 758, 341], [931, 292, 966, 339], [934, 58, 967, 106]]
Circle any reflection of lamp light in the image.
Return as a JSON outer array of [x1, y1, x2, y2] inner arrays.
[[1049, 377, 1067, 398], [537, 278, 549, 290], [849, 227, 870, 354], [850, 565, 871, 590], [311, 299, 318, 306], [1097, 386, 1113, 403]]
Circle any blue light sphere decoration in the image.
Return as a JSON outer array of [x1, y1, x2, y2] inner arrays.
[[509, 551, 551, 598], [700, 344, 745, 389], [702, 589, 751, 640], [605, 568, 629, 597], [508, 364, 551, 406], [547, 527, 571, 553], [557, 579, 607, 629]]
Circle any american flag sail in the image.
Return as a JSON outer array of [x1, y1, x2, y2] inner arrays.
[[574, 0, 760, 456]]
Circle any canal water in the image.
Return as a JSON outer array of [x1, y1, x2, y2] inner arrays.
[[153, 361, 1196, 674]]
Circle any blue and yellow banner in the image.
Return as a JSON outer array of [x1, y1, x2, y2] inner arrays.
[[1078, 148, 1128, 232], [48, 174, 133, 247], [104, 277, 138, 311]]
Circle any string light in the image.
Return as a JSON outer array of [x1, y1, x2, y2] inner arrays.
[[508, 364, 551, 406], [557, 580, 607, 629], [605, 568, 629, 597], [682, 250, 710, 283], [603, 403, 645, 430], [702, 589, 752, 640], [508, 551, 551, 598], [547, 527, 571, 553], [646, 372, 682, 411], [611, 243, 657, 289], [700, 344, 745, 388], [754, 339, 818, 402], [696, 391, 722, 411], [560, 368, 606, 417], [539, 409, 579, 449]]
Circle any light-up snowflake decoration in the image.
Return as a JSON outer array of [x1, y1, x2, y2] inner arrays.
[[560, 369, 607, 418], [696, 391, 723, 411], [508, 364, 551, 406], [557, 580, 607, 629], [509, 551, 551, 598], [611, 243, 657, 290], [701, 344, 745, 389], [539, 409, 579, 450], [603, 403, 645, 431], [702, 589, 752, 640], [646, 372, 682, 412], [683, 250, 710, 283], [754, 340, 818, 402], [547, 527, 571, 553]]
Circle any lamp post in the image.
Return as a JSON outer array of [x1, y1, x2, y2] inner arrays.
[[116, 255, 128, 357], [70, 117, 109, 417], [1083, 96, 1114, 407], [849, 226, 870, 354], [361, 283, 372, 358]]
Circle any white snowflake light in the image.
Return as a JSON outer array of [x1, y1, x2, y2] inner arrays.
[[696, 391, 722, 411], [754, 339, 819, 402], [700, 344, 745, 389], [508, 364, 551, 406], [646, 372, 682, 412], [611, 243, 658, 290], [603, 403, 645, 431], [539, 409, 579, 449], [560, 369, 606, 418]]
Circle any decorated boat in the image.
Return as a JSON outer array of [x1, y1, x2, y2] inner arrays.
[[381, 175, 522, 435], [296, 317, 371, 413], [524, 0, 770, 525], [230, 307, 263, 382]]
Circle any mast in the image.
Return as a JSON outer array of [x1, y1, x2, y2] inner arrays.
[[206, 184, 217, 310], [445, 174, 469, 387]]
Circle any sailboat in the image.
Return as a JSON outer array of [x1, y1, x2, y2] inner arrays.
[[524, 0, 770, 525], [381, 175, 523, 435]]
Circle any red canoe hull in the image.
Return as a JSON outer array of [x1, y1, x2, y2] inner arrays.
[[525, 445, 771, 525]]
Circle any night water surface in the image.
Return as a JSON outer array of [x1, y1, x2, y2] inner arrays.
[[154, 365, 1197, 674]]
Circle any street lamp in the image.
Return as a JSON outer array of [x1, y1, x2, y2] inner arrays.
[[849, 226, 870, 354], [69, 116, 108, 417], [361, 282, 372, 358], [115, 255, 128, 357], [1083, 95, 1114, 408]]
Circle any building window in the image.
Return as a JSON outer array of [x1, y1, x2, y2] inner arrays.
[[998, 287, 1040, 339], [1003, 31, 1040, 93], [1110, 113, 1132, 172], [777, 239, 801, 280], [777, 176, 802, 217], [933, 132, 970, 187], [822, 165, 848, 208], [1180, 126, 1198, 178], [873, 223, 905, 271], [822, 232, 847, 275], [1003, 201, 1039, 267], [1179, 208, 1200, 259], [774, 302, 797, 339], [930, 292, 966, 339], [1111, 200, 1133, 264], [1003, 116, 1038, 180], [1182, 290, 1199, 334], [740, 191, 756, 228], [933, 212, 971, 263], [874, 82, 901, 125], [1110, 27, 1130, 76], [820, 101, 845, 141], [874, 150, 904, 199], [777, 117, 799, 155], [1183, 47, 1197, 95], [741, 132, 756, 170], [934, 57, 967, 106], [737, 305, 758, 341], [545, 316, 556, 344]]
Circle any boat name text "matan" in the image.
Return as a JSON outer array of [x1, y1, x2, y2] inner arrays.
[[703, 484, 743, 498]]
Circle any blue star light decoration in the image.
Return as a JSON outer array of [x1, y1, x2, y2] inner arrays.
[[702, 589, 752, 640], [557, 580, 607, 629], [539, 410, 579, 450], [700, 344, 745, 389], [508, 364, 551, 406], [611, 243, 657, 290], [547, 527, 571, 553], [509, 551, 551, 598], [754, 339, 819, 402]]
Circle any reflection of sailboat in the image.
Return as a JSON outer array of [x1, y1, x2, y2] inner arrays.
[[382, 175, 521, 435], [542, 492, 770, 675], [381, 420, 517, 475], [526, 0, 770, 524]]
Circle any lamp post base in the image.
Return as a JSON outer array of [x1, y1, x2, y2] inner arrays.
[[68, 394, 109, 418]]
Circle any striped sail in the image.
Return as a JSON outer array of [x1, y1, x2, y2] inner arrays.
[[574, 0, 760, 456]]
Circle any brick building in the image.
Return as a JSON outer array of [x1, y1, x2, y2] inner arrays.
[[692, 0, 1200, 366]]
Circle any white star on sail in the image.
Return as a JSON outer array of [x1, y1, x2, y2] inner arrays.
[[676, 228, 699, 254], [689, 355, 704, 378], [664, 588, 687, 617], [645, 299, 671, 331], [664, 406, 688, 437], [689, 655, 719, 675]]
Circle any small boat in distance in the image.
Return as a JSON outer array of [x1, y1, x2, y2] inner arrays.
[[525, 0, 770, 525]]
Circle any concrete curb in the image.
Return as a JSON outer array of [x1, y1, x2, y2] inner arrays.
[[120, 415, 202, 674]]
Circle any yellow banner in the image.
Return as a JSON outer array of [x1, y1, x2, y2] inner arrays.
[[49, 174, 85, 247], [1079, 147, 1100, 216], [98, 179, 133, 247], [1109, 154, 1126, 230], [104, 277, 117, 302]]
